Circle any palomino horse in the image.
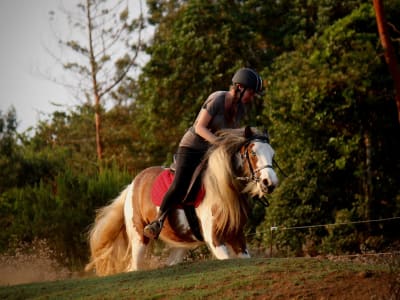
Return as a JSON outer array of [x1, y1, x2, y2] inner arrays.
[[85, 127, 278, 276]]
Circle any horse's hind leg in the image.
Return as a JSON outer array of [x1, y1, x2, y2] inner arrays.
[[166, 248, 188, 266], [124, 185, 147, 271]]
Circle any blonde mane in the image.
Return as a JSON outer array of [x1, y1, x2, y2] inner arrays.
[[203, 128, 251, 235]]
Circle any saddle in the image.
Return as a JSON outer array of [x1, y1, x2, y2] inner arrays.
[[151, 161, 206, 241], [151, 169, 205, 208]]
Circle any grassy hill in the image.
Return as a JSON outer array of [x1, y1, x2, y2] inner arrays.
[[1, 256, 398, 299]]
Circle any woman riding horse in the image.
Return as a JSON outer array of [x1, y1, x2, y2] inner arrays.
[[144, 68, 264, 239]]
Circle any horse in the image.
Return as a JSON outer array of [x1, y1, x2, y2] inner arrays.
[[85, 127, 278, 276]]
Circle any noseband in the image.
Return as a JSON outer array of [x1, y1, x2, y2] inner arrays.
[[237, 136, 274, 183]]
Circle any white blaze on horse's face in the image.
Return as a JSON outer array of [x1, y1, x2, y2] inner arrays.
[[250, 141, 279, 195]]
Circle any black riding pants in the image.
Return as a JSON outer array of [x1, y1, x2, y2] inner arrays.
[[159, 146, 206, 213]]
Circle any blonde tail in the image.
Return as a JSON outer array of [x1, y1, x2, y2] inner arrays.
[[85, 184, 132, 276]]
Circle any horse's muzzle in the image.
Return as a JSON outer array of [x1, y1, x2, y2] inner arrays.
[[267, 185, 275, 194], [262, 179, 276, 194]]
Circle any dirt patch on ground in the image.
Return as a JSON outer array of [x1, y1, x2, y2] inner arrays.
[[263, 270, 394, 299], [0, 256, 71, 286], [0, 240, 72, 286]]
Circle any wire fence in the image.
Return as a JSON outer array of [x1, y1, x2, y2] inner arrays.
[[269, 216, 400, 232], [247, 216, 400, 258]]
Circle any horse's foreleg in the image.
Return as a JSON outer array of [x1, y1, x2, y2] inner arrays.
[[226, 231, 250, 258], [228, 231, 250, 258], [204, 226, 250, 259], [201, 224, 230, 259], [210, 244, 231, 259], [200, 214, 232, 259], [236, 248, 251, 258], [209, 242, 250, 259], [197, 206, 250, 259]]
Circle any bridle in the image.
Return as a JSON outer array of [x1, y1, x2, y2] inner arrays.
[[236, 136, 274, 184]]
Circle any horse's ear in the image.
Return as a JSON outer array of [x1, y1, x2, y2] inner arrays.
[[244, 126, 253, 139], [263, 127, 269, 138], [263, 127, 270, 143]]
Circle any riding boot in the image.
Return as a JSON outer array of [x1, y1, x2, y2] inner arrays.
[[143, 210, 168, 239]]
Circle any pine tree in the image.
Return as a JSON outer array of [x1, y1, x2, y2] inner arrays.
[[49, 0, 145, 166]]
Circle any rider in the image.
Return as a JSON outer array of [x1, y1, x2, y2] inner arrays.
[[143, 68, 263, 239]]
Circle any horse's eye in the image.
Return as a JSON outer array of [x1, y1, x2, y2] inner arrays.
[[250, 150, 257, 157]]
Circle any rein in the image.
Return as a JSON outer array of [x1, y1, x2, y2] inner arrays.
[[237, 137, 273, 184], [236, 136, 274, 208]]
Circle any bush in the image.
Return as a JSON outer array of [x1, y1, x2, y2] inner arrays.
[[1, 165, 132, 268]]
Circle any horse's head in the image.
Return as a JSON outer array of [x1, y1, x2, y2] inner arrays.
[[239, 127, 279, 197], [204, 127, 279, 236]]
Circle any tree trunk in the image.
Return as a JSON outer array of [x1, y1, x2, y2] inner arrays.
[[373, 0, 400, 124], [363, 131, 373, 229], [94, 94, 102, 162], [86, 0, 103, 163]]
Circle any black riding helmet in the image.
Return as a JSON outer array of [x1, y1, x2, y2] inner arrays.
[[232, 68, 263, 94]]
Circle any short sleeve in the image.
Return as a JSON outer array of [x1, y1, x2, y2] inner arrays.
[[202, 92, 225, 117]]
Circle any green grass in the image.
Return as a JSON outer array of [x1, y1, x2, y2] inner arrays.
[[0, 257, 391, 300]]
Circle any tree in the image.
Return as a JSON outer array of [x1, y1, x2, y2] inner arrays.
[[134, 0, 371, 165], [135, 0, 271, 165], [49, 0, 144, 165], [261, 2, 400, 255], [373, 0, 400, 123], [0, 107, 21, 193]]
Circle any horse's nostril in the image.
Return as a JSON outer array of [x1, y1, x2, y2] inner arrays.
[[262, 179, 275, 193]]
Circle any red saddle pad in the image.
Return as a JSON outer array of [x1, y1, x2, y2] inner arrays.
[[151, 169, 205, 208]]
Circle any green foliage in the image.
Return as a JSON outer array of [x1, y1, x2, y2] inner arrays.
[[136, 0, 268, 165], [1, 164, 132, 266], [0, 107, 133, 263], [0, 107, 22, 193], [102, 104, 147, 172], [260, 2, 400, 255], [320, 209, 359, 254]]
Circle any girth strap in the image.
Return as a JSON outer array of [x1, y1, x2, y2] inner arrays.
[[183, 206, 204, 241], [182, 159, 207, 203]]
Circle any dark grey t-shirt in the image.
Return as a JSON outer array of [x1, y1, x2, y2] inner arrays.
[[179, 91, 245, 150]]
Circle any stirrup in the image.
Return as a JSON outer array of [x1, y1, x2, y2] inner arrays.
[[143, 219, 163, 239]]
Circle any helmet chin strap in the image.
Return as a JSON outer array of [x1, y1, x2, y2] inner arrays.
[[235, 85, 247, 103]]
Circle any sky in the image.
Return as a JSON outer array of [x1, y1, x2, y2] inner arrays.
[[0, 0, 148, 133], [0, 0, 73, 132]]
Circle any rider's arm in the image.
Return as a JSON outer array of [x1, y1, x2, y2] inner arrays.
[[194, 109, 217, 144]]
